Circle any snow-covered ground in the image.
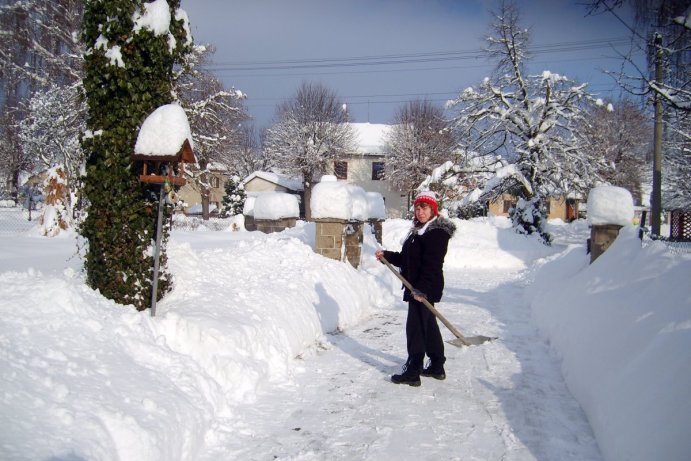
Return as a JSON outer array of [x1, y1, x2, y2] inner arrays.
[[0, 214, 689, 461]]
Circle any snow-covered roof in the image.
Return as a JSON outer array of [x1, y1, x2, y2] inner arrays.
[[134, 103, 194, 158], [242, 171, 303, 192], [351, 123, 391, 155]]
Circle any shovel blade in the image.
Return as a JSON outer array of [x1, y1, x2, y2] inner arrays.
[[446, 335, 496, 348]]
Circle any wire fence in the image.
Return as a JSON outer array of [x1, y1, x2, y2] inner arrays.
[[0, 206, 40, 235], [641, 231, 691, 255], [170, 214, 236, 231]]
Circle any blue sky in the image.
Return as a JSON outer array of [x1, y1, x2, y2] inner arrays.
[[179, 0, 641, 129]]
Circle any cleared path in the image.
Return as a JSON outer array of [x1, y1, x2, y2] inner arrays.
[[198, 267, 603, 461]]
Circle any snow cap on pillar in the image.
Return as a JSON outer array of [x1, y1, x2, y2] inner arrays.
[[414, 190, 439, 216]]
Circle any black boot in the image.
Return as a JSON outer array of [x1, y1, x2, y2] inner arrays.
[[391, 361, 421, 387], [421, 359, 446, 380]]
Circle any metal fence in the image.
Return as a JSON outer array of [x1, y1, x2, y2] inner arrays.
[[170, 215, 235, 231], [0, 206, 39, 235], [641, 231, 691, 255]]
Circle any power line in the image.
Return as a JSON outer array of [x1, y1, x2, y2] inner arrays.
[[202, 37, 632, 73]]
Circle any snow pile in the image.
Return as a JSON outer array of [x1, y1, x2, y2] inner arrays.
[[311, 176, 368, 221], [0, 226, 390, 460], [242, 195, 256, 217], [366, 192, 386, 220], [253, 192, 299, 220], [527, 227, 691, 461], [135, 104, 193, 157], [1, 215, 689, 461], [587, 186, 634, 226]]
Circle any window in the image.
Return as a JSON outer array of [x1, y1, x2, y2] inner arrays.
[[211, 176, 220, 189], [334, 161, 348, 180], [372, 161, 385, 180], [502, 197, 515, 214]]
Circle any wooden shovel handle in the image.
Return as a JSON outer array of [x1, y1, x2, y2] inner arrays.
[[380, 256, 470, 346]]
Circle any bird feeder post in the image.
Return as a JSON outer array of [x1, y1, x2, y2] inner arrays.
[[133, 139, 195, 317], [149, 180, 168, 317]]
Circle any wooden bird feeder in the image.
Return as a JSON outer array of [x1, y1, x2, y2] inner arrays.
[[132, 138, 195, 186]]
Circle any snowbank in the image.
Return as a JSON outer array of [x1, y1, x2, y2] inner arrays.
[[0, 227, 390, 460], [527, 227, 691, 461]]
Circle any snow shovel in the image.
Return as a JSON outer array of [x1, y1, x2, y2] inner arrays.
[[380, 256, 495, 347]]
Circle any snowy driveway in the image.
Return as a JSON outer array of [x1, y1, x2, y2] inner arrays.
[[197, 267, 603, 461]]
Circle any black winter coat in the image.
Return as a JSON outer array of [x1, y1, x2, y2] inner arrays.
[[383, 216, 456, 303]]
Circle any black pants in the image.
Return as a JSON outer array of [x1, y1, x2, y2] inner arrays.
[[406, 299, 445, 370]]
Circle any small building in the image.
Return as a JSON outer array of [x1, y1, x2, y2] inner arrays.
[[242, 171, 304, 217], [488, 194, 580, 221]]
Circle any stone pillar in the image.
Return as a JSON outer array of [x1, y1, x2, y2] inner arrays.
[[590, 224, 623, 263], [315, 218, 363, 268], [255, 217, 296, 234], [368, 219, 383, 245], [343, 221, 363, 268], [244, 215, 256, 231]]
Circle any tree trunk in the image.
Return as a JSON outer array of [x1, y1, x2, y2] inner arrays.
[[303, 170, 313, 221]]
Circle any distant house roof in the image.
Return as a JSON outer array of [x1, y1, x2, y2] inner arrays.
[[242, 171, 304, 192], [351, 123, 391, 155]]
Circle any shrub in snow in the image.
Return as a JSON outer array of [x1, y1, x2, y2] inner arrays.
[[509, 196, 552, 245], [38, 166, 70, 237], [254, 193, 299, 220], [220, 175, 246, 217], [587, 186, 634, 226]]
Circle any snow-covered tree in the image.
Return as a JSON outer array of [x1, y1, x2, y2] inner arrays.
[[579, 98, 650, 204], [384, 99, 456, 199], [18, 82, 87, 221], [232, 123, 270, 178], [220, 175, 246, 217], [0, 0, 84, 200], [0, 109, 31, 199], [175, 44, 249, 219], [417, 155, 529, 219], [264, 81, 357, 221], [587, 1, 690, 211], [446, 2, 607, 242], [80, 0, 192, 310], [0, 0, 83, 98]]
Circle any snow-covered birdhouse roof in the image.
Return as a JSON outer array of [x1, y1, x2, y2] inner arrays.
[[132, 104, 196, 185]]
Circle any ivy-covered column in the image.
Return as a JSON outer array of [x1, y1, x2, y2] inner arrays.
[[80, 0, 192, 310]]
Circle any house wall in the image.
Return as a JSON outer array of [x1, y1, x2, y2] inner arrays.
[[244, 177, 291, 193], [329, 155, 408, 218], [488, 194, 575, 221], [177, 171, 226, 213]]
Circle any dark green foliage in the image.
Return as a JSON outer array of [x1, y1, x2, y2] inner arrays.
[[220, 175, 246, 217], [80, 0, 191, 310], [509, 196, 552, 245]]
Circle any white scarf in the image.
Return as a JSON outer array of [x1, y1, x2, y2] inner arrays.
[[401, 216, 438, 244]]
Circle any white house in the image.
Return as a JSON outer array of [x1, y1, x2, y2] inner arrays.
[[329, 123, 408, 218]]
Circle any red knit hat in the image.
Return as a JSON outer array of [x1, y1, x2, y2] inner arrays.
[[414, 190, 439, 216]]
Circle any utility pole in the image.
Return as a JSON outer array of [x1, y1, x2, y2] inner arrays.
[[651, 33, 663, 236]]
